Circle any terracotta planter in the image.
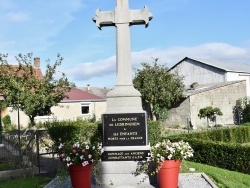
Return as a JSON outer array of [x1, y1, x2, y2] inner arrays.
[[69, 164, 93, 188], [157, 160, 181, 188]]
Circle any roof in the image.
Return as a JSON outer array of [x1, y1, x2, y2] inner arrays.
[[79, 86, 111, 98], [170, 57, 250, 74], [0, 65, 43, 79], [63, 88, 105, 102], [184, 80, 245, 97]]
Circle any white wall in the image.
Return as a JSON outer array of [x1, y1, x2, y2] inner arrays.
[[225, 72, 250, 96], [170, 59, 225, 87], [6, 100, 107, 128]]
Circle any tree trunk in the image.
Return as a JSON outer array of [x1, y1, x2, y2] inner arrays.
[[29, 116, 35, 127], [206, 117, 209, 128], [150, 102, 157, 121]]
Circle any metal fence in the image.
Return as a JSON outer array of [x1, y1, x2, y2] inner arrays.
[[0, 129, 59, 178]]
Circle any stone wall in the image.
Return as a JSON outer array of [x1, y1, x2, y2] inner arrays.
[[166, 81, 246, 128]]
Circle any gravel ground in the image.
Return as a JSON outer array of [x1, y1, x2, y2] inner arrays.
[[44, 173, 218, 188]]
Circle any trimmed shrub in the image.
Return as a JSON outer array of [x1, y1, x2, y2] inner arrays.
[[44, 119, 102, 150], [148, 121, 163, 146], [167, 126, 250, 174]]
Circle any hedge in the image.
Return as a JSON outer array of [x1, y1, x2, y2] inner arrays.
[[44, 119, 102, 148], [168, 126, 250, 174]]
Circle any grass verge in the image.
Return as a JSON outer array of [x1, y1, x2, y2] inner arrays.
[[0, 176, 53, 188], [181, 161, 250, 188]]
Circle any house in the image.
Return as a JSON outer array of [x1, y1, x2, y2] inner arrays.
[[167, 57, 248, 128], [8, 87, 107, 128], [169, 57, 250, 96], [3, 58, 108, 128], [50, 88, 106, 122], [79, 85, 111, 98], [166, 81, 246, 128]]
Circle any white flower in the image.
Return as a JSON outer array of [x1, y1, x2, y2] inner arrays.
[[167, 154, 172, 160], [58, 143, 63, 149], [67, 162, 72, 167], [66, 157, 71, 162]]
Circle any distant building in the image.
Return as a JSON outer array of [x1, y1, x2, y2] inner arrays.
[[170, 57, 250, 96], [8, 88, 107, 128], [167, 57, 247, 128], [4, 58, 108, 127]]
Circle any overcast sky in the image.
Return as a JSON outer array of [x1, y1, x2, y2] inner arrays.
[[0, 0, 249, 87]]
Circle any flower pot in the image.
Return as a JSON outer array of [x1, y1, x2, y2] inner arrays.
[[69, 164, 93, 188], [157, 160, 181, 188]]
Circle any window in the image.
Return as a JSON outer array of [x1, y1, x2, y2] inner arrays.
[[81, 103, 90, 115]]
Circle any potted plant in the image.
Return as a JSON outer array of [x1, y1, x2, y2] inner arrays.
[[58, 141, 103, 188], [137, 139, 194, 188]]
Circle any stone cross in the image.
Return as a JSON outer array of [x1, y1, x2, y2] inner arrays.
[[93, 0, 153, 86]]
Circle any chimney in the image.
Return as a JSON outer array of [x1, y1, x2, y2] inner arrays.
[[87, 84, 90, 92], [34, 57, 40, 69]]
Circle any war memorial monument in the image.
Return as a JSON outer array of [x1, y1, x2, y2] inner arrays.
[[93, 0, 154, 186]]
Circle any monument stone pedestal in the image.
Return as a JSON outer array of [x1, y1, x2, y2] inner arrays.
[[93, 0, 153, 186], [100, 105, 152, 187]]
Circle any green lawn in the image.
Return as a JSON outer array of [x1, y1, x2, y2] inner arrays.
[[181, 161, 250, 188], [0, 176, 53, 188]]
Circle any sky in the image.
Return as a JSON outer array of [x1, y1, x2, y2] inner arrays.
[[0, 0, 250, 88]]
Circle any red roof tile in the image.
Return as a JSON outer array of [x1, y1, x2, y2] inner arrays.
[[63, 88, 104, 101]]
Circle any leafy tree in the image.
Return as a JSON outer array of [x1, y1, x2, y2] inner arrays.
[[234, 97, 250, 124], [133, 59, 185, 121], [198, 106, 223, 127], [0, 53, 75, 126]]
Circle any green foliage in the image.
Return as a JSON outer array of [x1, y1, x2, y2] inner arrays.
[[198, 106, 223, 119], [242, 122, 250, 126], [45, 119, 102, 151], [183, 161, 250, 188], [133, 59, 185, 121], [234, 97, 250, 124], [0, 176, 53, 188], [2, 115, 15, 131], [0, 53, 75, 126], [198, 106, 223, 127], [148, 121, 163, 145], [2, 115, 11, 127], [167, 126, 250, 173]]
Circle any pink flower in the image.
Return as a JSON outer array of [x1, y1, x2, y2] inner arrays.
[[82, 161, 89, 166]]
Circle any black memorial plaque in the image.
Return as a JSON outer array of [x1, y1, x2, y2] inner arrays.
[[102, 113, 147, 146], [102, 150, 149, 161]]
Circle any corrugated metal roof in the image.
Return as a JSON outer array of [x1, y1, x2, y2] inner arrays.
[[62, 88, 104, 102], [184, 80, 245, 97], [170, 57, 250, 74]]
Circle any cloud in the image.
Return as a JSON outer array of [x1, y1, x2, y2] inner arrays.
[[67, 56, 116, 80], [4, 11, 29, 22], [66, 42, 250, 83], [0, 0, 82, 54]]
